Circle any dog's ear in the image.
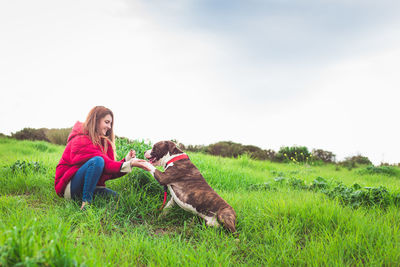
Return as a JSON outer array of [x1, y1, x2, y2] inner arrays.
[[152, 141, 165, 159], [168, 141, 183, 155]]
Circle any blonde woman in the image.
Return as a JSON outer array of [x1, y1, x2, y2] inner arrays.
[[55, 106, 150, 210]]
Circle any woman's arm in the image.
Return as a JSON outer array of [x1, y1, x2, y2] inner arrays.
[[70, 135, 122, 173]]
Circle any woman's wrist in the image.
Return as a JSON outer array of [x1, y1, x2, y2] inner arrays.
[[120, 161, 132, 173]]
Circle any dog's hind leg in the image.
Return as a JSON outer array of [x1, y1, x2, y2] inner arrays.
[[164, 197, 175, 210], [159, 198, 175, 218], [204, 216, 220, 227], [217, 208, 237, 233]]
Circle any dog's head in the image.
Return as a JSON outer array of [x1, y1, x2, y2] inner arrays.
[[144, 141, 183, 166]]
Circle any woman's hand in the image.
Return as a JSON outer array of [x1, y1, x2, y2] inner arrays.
[[130, 158, 152, 171], [125, 149, 136, 161]]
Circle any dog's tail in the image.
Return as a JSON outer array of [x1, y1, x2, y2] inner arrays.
[[217, 207, 237, 234]]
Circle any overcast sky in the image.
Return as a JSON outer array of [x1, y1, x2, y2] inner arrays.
[[1, 0, 400, 164]]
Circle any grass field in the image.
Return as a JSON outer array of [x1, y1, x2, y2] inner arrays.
[[1, 137, 400, 266]]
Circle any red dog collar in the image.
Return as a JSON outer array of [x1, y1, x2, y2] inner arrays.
[[166, 154, 189, 166]]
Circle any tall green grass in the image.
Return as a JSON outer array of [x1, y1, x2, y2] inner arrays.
[[1, 137, 400, 266]]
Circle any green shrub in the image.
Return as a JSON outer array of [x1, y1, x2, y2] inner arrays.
[[288, 177, 308, 189], [357, 166, 400, 177], [312, 149, 336, 163], [11, 128, 49, 142], [275, 146, 311, 163], [338, 154, 372, 170], [4, 160, 46, 174], [310, 176, 329, 190], [345, 154, 372, 165], [246, 147, 276, 161], [248, 182, 273, 191], [267, 175, 397, 209], [45, 128, 71, 145], [180, 144, 207, 153], [206, 141, 244, 158], [274, 177, 287, 183], [380, 162, 400, 167], [201, 141, 276, 161], [326, 184, 391, 208], [10, 127, 71, 145]]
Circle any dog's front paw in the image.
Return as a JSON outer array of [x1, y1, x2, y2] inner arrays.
[[143, 161, 156, 174]]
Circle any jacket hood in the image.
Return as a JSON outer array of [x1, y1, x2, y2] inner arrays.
[[67, 121, 85, 142]]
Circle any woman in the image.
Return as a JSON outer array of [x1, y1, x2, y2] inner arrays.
[[55, 106, 150, 210]]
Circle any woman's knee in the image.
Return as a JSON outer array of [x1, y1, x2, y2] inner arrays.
[[90, 156, 105, 170]]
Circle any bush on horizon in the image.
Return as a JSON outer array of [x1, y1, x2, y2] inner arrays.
[[45, 128, 71, 145], [339, 154, 372, 170], [11, 128, 50, 142], [11, 127, 71, 145], [6, 127, 384, 167], [203, 141, 276, 161], [312, 148, 336, 163], [274, 146, 311, 163]]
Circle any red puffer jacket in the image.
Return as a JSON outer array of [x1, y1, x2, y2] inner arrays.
[[54, 121, 125, 197]]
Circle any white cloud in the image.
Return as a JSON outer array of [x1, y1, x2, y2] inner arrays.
[[1, 0, 400, 165], [0, 0, 230, 132], [271, 46, 400, 164]]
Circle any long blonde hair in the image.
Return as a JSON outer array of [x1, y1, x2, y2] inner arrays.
[[83, 106, 116, 155]]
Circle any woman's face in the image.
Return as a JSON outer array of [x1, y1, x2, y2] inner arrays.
[[98, 114, 112, 136]]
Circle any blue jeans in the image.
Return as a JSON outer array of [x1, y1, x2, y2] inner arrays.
[[71, 156, 117, 202]]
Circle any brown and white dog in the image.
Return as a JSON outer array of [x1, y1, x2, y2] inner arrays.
[[144, 141, 237, 233]]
